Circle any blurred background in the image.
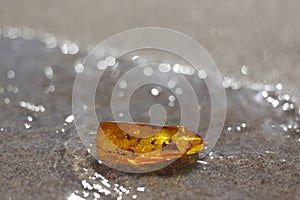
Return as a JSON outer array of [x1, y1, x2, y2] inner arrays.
[[1, 0, 300, 97]]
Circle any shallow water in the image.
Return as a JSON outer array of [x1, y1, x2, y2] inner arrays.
[[0, 32, 299, 200]]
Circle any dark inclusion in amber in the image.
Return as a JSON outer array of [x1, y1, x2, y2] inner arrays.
[[96, 121, 204, 165]]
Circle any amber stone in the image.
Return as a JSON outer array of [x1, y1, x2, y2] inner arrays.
[[96, 121, 204, 165]]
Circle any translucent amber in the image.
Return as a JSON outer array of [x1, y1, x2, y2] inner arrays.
[[96, 121, 204, 165]]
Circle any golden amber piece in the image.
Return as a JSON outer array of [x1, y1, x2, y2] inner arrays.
[[96, 121, 204, 166]]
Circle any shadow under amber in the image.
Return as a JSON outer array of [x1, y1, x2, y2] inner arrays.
[[90, 153, 199, 177]]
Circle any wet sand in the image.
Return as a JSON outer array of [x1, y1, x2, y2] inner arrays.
[[0, 36, 299, 200]]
